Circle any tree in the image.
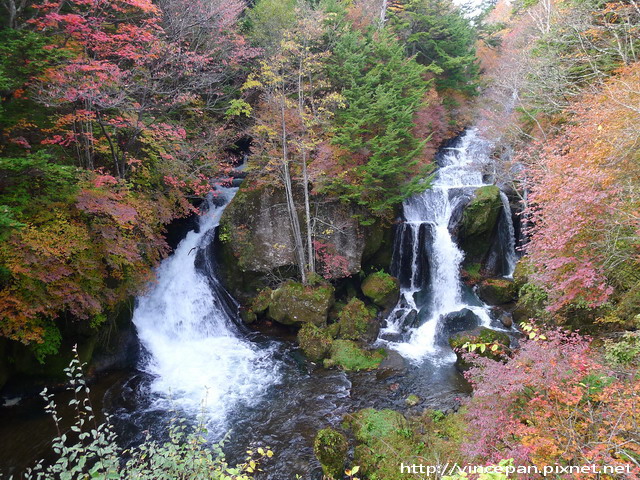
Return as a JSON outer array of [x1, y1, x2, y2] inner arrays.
[[321, 27, 431, 221], [389, 0, 480, 94]]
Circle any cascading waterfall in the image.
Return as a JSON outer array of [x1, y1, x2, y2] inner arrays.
[[380, 128, 517, 362], [132, 187, 280, 431]]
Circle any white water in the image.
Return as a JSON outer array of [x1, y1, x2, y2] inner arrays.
[[380, 128, 516, 362], [133, 187, 280, 431]]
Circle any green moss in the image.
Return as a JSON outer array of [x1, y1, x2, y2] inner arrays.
[[267, 281, 335, 326], [323, 340, 384, 371], [463, 262, 483, 283], [361, 271, 400, 308], [298, 323, 334, 362], [477, 278, 517, 305], [313, 428, 348, 480], [405, 394, 421, 406], [459, 185, 502, 265], [336, 298, 377, 341], [250, 288, 273, 314]]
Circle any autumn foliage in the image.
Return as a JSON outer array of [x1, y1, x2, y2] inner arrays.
[[463, 327, 640, 478], [523, 63, 640, 315]]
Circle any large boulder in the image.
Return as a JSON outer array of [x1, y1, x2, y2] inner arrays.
[[298, 323, 333, 363], [458, 185, 503, 268], [438, 308, 482, 342], [361, 272, 400, 309], [267, 281, 334, 326], [336, 298, 379, 342], [217, 176, 392, 301], [477, 278, 517, 305]]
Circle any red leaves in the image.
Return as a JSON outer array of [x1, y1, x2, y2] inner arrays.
[[522, 63, 640, 312]]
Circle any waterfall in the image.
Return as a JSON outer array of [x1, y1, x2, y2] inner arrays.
[[380, 128, 515, 362], [132, 187, 280, 431], [499, 191, 518, 277]]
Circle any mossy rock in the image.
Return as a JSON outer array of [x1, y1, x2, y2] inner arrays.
[[298, 324, 333, 363], [405, 394, 421, 407], [323, 340, 385, 371], [512, 258, 533, 291], [361, 271, 400, 309], [336, 298, 378, 342], [267, 281, 335, 326], [458, 185, 502, 266], [251, 288, 273, 314], [346, 409, 415, 480], [477, 278, 517, 305], [449, 327, 510, 370], [313, 428, 348, 480]]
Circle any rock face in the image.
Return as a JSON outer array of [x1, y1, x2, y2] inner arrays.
[[458, 185, 503, 269], [361, 272, 400, 309], [266, 281, 334, 326], [217, 176, 393, 302]]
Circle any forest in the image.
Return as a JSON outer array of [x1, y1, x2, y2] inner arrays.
[[0, 0, 638, 478]]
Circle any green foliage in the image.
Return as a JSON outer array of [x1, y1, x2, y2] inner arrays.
[[30, 321, 62, 364], [324, 28, 431, 219], [336, 298, 376, 341], [19, 348, 268, 480], [389, 0, 480, 94], [244, 0, 298, 52], [604, 331, 640, 366]]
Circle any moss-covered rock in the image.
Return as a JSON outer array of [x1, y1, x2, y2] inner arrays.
[[346, 409, 413, 480], [323, 340, 385, 371], [361, 271, 400, 309], [314, 428, 348, 480], [336, 298, 378, 342], [458, 185, 502, 267], [477, 278, 517, 305], [298, 324, 333, 362], [405, 394, 421, 407], [267, 281, 334, 326], [449, 326, 510, 370]]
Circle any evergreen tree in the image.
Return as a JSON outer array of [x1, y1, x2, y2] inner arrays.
[[390, 0, 480, 94]]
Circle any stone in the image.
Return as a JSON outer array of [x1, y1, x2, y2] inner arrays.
[[376, 349, 408, 380], [361, 271, 400, 309], [499, 312, 513, 328], [458, 185, 503, 267], [323, 340, 385, 371], [440, 308, 482, 337], [267, 281, 334, 326], [405, 394, 421, 407], [336, 298, 379, 342], [298, 324, 333, 362], [314, 428, 348, 480], [477, 278, 517, 305]]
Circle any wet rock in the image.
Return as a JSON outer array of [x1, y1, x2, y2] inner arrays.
[[458, 185, 502, 268], [376, 350, 407, 380], [267, 281, 334, 326], [361, 272, 400, 309], [477, 278, 517, 305], [440, 308, 482, 337], [335, 298, 379, 343], [402, 309, 420, 329], [448, 196, 471, 239], [314, 428, 348, 480], [405, 394, 421, 407], [298, 324, 333, 363], [499, 312, 513, 328]]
